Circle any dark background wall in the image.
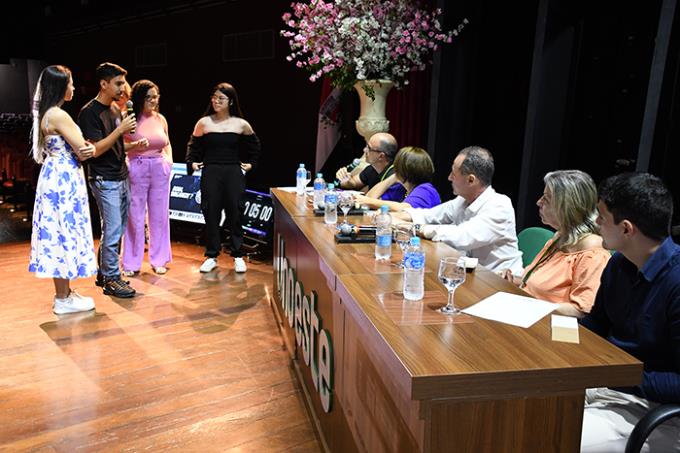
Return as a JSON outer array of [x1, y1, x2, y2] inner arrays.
[[428, 0, 679, 229], [2, 0, 321, 193], [3, 0, 680, 230]]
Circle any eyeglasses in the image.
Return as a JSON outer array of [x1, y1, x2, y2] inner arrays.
[[364, 145, 381, 153], [145, 94, 160, 101], [211, 95, 229, 103]]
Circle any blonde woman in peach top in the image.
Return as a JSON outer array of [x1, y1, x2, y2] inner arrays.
[[503, 170, 610, 317]]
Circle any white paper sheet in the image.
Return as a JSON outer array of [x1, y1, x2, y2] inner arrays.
[[277, 186, 315, 195], [461, 291, 557, 328]]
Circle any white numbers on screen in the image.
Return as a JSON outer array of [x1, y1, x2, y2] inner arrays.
[[244, 201, 272, 222]]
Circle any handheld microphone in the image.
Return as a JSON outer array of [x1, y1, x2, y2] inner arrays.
[[335, 158, 362, 186], [126, 100, 135, 134], [346, 158, 361, 172]]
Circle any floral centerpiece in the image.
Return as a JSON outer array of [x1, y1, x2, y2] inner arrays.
[[281, 0, 466, 99]]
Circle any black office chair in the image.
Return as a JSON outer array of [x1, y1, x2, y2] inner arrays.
[[624, 403, 680, 453]]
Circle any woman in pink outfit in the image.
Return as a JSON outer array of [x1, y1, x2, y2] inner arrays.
[[122, 80, 173, 275]]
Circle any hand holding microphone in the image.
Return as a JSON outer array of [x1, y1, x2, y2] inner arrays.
[[126, 100, 136, 134], [120, 100, 137, 135]]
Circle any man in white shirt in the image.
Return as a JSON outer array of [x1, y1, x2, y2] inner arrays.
[[394, 146, 523, 274]]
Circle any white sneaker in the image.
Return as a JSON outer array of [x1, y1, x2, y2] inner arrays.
[[199, 257, 218, 273], [53, 295, 95, 315], [234, 257, 247, 273], [70, 290, 95, 307]]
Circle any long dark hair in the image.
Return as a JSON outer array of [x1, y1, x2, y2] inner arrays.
[[31, 65, 71, 163], [130, 79, 159, 119], [203, 82, 243, 118]]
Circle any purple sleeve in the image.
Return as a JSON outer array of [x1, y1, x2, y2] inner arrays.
[[380, 183, 406, 202], [403, 183, 441, 209]]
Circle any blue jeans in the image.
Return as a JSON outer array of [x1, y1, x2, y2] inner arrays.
[[89, 177, 130, 280]]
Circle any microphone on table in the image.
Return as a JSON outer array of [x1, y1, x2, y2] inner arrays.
[[126, 100, 136, 134]]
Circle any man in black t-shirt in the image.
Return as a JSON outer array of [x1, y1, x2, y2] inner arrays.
[[78, 62, 137, 298], [337, 132, 405, 200]]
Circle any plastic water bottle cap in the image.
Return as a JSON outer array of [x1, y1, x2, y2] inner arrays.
[[316, 173, 323, 178], [410, 236, 420, 246], [327, 183, 334, 190], [299, 163, 305, 168], [380, 205, 389, 213]]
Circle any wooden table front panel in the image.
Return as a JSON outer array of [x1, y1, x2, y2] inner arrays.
[[272, 196, 358, 453], [426, 393, 584, 452]]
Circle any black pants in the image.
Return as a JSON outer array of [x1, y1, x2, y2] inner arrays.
[[200, 164, 244, 258]]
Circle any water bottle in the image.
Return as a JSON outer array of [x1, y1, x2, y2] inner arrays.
[[296, 163, 306, 196], [374, 205, 392, 260], [313, 173, 326, 209], [324, 183, 338, 224], [403, 236, 425, 301]]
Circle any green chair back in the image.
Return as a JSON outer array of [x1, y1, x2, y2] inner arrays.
[[518, 227, 554, 267]]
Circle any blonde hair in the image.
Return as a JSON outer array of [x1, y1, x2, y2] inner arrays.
[[544, 170, 599, 250]]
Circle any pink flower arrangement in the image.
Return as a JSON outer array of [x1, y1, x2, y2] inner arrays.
[[281, 0, 466, 97]]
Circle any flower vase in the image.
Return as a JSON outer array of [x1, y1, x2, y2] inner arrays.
[[354, 79, 394, 141]]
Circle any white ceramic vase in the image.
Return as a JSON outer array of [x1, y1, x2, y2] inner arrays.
[[353, 79, 394, 141]]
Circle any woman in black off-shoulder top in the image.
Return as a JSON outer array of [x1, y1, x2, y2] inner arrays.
[[185, 82, 260, 273]]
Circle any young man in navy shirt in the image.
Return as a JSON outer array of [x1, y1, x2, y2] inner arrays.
[[580, 173, 680, 452]]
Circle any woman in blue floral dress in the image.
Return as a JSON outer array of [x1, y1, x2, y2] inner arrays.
[[28, 65, 98, 314]]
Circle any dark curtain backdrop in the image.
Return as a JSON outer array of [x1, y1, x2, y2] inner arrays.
[[386, 69, 431, 150]]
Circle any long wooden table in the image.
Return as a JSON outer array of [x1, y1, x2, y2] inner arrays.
[[269, 188, 641, 453]]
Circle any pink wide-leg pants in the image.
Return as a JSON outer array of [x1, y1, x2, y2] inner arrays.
[[123, 156, 172, 271]]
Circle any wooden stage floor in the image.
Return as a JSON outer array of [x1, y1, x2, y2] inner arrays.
[[0, 233, 321, 452]]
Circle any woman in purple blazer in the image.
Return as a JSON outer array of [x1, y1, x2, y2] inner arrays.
[[354, 146, 440, 211]]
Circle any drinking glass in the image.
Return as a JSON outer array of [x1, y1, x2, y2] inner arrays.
[[437, 257, 466, 315], [302, 170, 312, 190], [393, 228, 411, 267], [338, 192, 353, 223]]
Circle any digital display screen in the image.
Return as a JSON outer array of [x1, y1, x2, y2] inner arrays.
[[168, 164, 273, 240], [169, 164, 205, 224], [241, 189, 274, 238]]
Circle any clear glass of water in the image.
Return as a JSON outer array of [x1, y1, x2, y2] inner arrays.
[[302, 170, 312, 190], [437, 257, 466, 315], [338, 192, 353, 224], [393, 228, 411, 267]]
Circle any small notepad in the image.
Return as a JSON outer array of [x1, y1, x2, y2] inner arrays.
[[551, 314, 580, 344]]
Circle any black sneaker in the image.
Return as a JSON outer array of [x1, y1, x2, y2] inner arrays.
[[96, 274, 129, 287], [103, 279, 136, 298]]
